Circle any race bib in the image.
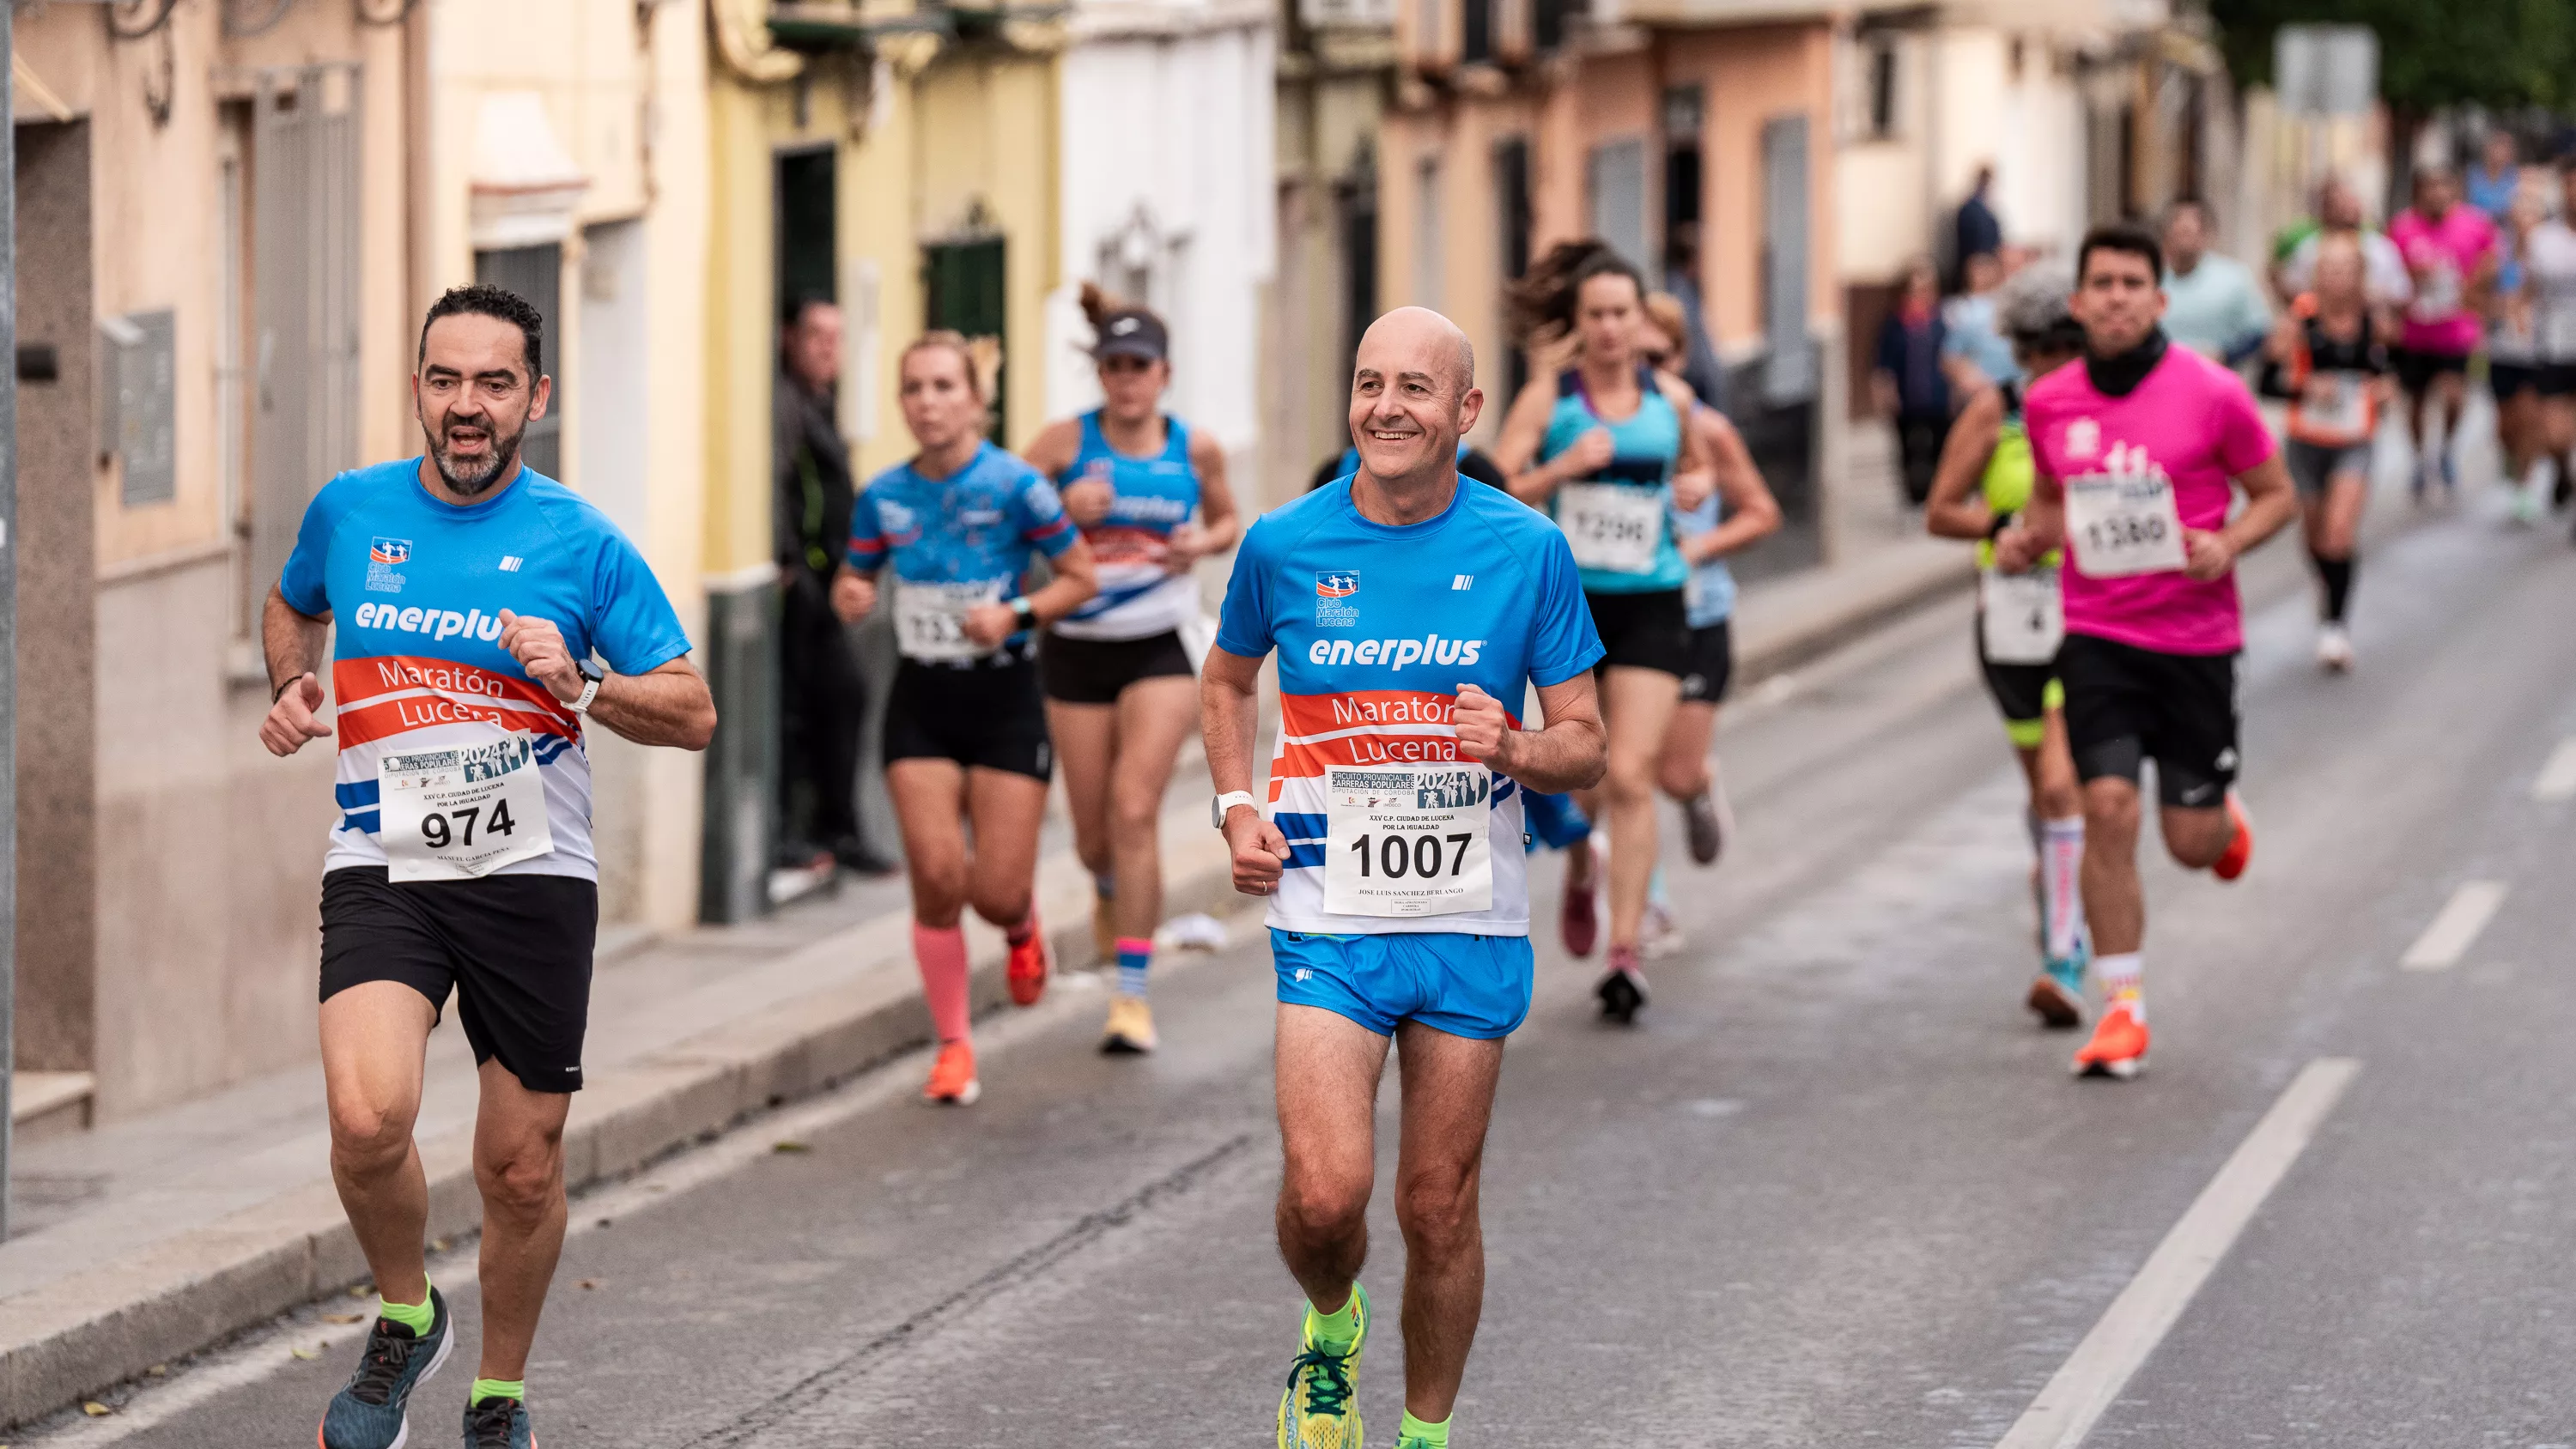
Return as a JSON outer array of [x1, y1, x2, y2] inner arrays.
[[1558, 483, 1664, 574], [896, 579, 1003, 662], [2410, 259, 2462, 320], [1323, 763, 1492, 918], [1979, 566, 2063, 664], [2300, 371, 2370, 438], [378, 732, 556, 883], [2064, 472, 2186, 578]]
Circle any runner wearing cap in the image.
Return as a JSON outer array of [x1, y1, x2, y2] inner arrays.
[[1996, 223, 2298, 1080], [1925, 261, 2093, 1026], [264, 285, 716, 1449], [835, 332, 1099, 1105], [1021, 285, 1242, 1054], [1206, 306, 1605, 1449]]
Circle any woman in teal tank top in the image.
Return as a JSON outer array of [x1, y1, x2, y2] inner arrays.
[[1492, 239, 1714, 1023], [1923, 261, 2096, 1031]]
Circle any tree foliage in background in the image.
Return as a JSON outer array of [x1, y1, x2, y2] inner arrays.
[[2210, 0, 2576, 113]]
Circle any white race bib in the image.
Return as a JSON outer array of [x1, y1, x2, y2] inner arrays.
[[1557, 483, 1664, 574], [1322, 763, 1492, 919], [2300, 371, 2369, 438], [2410, 260, 2462, 320], [378, 732, 556, 882], [896, 579, 1003, 662], [2064, 472, 2187, 578], [1979, 566, 2064, 664]]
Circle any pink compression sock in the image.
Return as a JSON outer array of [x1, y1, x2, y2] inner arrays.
[[912, 923, 971, 1042]]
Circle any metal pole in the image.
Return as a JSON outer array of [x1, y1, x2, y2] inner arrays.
[[0, 0, 21, 1241]]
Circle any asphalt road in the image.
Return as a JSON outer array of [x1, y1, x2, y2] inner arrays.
[[30, 480, 2576, 1448]]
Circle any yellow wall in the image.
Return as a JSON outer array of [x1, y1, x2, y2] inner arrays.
[[912, 53, 1060, 450]]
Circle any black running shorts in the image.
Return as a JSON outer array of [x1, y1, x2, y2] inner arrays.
[[1678, 620, 1733, 704], [2056, 632, 2240, 809], [1585, 588, 1692, 678], [2393, 345, 2469, 395], [1040, 628, 1194, 706], [884, 652, 1054, 781], [319, 866, 598, 1093]]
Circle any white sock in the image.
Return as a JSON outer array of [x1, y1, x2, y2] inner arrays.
[[2096, 951, 2142, 1019], [2040, 817, 2085, 962]]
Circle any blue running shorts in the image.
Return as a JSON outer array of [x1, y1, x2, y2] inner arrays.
[[1272, 930, 1535, 1040]]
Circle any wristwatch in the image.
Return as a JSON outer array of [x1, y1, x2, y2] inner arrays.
[[1211, 790, 1258, 829], [568, 661, 604, 716], [1009, 596, 1038, 631]]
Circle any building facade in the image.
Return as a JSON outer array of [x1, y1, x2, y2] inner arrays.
[[15, 0, 714, 1124]]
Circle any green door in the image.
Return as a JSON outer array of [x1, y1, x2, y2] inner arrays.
[[924, 236, 1007, 438]]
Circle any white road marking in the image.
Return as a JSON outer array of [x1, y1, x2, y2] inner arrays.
[[1991, 1057, 2361, 1449], [2534, 739, 2576, 802], [2399, 881, 2509, 972]]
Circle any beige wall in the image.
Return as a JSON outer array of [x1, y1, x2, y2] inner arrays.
[[1665, 22, 1838, 345]]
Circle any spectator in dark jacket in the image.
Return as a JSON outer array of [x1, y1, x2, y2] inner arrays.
[[774, 296, 892, 876], [1872, 258, 1952, 506], [1954, 165, 2003, 282]]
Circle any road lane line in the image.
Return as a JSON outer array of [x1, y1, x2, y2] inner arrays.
[[2536, 739, 2576, 801], [1992, 1057, 2360, 1449], [2399, 881, 2509, 972]]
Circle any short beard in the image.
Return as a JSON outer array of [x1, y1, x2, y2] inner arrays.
[[425, 418, 525, 497]]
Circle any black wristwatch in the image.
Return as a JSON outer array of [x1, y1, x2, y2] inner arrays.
[[1009, 596, 1038, 630]]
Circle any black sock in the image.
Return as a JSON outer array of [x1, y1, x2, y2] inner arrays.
[[2312, 552, 2354, 623]]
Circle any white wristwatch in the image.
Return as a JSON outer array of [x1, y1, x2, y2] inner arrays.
[[568, 663, 604, 716], [1211, 790, 1258, 829]]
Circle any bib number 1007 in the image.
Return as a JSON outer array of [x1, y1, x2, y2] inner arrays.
[[1323, 765, 1492, 918]]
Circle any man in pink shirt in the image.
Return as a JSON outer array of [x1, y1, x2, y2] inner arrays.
[[2386, 167, 2500, 496], [1996, 222, 2299, 1080]]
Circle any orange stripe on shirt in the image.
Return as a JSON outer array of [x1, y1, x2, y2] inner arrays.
[[1279, 689, 1520, 740], [331, 656, 578, 749]]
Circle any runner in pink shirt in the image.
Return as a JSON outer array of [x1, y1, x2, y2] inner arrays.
[[1995, 222, 2299, 1081], [2387, 167, 2501, 496]]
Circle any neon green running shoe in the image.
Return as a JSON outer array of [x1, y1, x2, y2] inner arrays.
[[1278, 1283, 1370, 1449]]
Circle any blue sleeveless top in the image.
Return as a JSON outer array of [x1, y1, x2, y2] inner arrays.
[[1671, 404, 1736, 627], [1539, 367, 1686, 594], [1051, 409, 1203, 640]]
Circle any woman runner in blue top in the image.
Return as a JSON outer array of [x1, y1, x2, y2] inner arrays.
[[834, 333, 1098, 1106], [1020, 286, 1242, 1054], [1641, 291, 1778, 876], [1493, 239, 1712, 1023]]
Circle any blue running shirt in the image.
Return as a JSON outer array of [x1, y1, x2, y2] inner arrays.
[[1214, 477, 1604, 936], [1540, 367, 1686, 593], [848, 442, 1078, 659], [1052, 410, 1202, 641], [277, 460, 694, 881]]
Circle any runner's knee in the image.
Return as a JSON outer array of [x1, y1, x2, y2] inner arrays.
[[969, 881, 1034, 931], [1603, 749, 1656, 806], [1279, 1170, 1370, 1243], [327, 1099, 416, 1174], [1393, 1168, 1479, 1254], [1110, 783, 1162, 840], [475, 1137, 564, 1222]]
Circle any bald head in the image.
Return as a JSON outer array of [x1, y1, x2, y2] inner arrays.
[[1347, 306, 1485, 495], [1358, 306, 1475, 399]]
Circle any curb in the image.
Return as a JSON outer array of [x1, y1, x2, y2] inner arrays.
[[0, 549, 1962, 1429]]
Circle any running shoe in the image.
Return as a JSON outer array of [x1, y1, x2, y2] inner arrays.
[[1682, 790, 1725, 865], [1279, 1284, 1370, 1449], [2026, 953, 2086, 1030], [1006, 918, 1051, 1007], [1560, 847, 1599, 960], [2439, 450, 2458, 494], [2512, 485, 2546, 527], [1638, 900, 1686, 960], [1101, 993, 1157, 1055], [459, 1395, 534, 1449], [923, 1040, 981, 1106], [1596, 953, 1649, 1025], [2071, 998, 2148, 1079], [2212, 791, 2254, 882], [2315, 624, 2354, 673], [319, 1287, 453, 1449]]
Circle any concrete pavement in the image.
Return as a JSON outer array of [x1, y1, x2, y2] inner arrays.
[[20, 456, 2576, 1444]]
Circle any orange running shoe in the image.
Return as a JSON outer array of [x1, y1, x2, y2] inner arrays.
[[1006, 918, 1050, 1006], [923, 1040, 981, 1105], [2212, 791, 2254, 882], [2071, 997, 2149, 1079]]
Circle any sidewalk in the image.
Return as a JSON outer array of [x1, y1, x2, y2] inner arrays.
[[0, 440, 1971, 1428]]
